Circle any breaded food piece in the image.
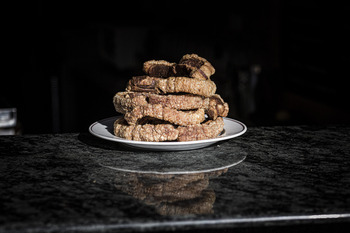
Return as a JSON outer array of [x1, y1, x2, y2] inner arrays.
[[112, 54, 228, 143], [143, 60, 176, 77], [113, 117, 224, 142], [124, 104, 206, 126], [177, 117, 224, 142], [156, 76, 217, 98], [113, 91, 229, 120], [126, 76, 158, 93], [142, 54, 215, 80], [126, 76, 216, 97], [176, 54, 215, 80], [113, 91, 207, 113], [206, 94, 229, 120], [114, 117, 179, 142]]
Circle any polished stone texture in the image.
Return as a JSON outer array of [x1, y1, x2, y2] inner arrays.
[[0, 125, 350, 232]]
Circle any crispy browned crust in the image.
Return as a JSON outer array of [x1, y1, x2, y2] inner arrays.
[[126, 76, 158, 93], [142, 54, 215, 80], [113, 117, 179, 142], [113, 91, 207, 113], [177, 54, 215, 80], [177, 117, 224, 142], [114, 117, 224, 142], [126, 76, 216, 97], [143, 60, 176, 77], [157, 77, 216, 97], [124, 105, 206, 126], [206, 94, 229, 120], [113, 91, 229, 120], [113, 54, 228, 142]]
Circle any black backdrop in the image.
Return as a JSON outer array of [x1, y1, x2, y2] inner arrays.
[[3, 0, 349, 134]]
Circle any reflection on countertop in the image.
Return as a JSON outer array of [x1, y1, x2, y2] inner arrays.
[[114, 169, 228, 216], [1, 125, 350, 232]]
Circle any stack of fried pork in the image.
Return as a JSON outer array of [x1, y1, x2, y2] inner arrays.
[[113, 54, 229, 142]]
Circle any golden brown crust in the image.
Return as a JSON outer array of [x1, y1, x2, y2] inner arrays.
[[178, 54, 215, 80], [143, 54, 215, 81], [157, 77, 216, 97], [113, 54, 228, 143], [113, 91, 208, 113], [143, 60, 176, 77], [114, 92, 229, 120], [113, 117, 224, 142], [124, 105, 206, 126], [113, 117, 179, 142], [206, 94, 230, 120], [177, 117, 224, 142], [126, 76, 216, 97], [126, 76, 158, 93]]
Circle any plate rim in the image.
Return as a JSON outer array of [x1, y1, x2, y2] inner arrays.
[[89, 116, 247, 146]]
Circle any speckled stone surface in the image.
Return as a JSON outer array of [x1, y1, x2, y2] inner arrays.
[[1, 125, 350, 232]]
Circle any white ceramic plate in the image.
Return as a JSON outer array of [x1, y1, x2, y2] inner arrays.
[[89, 116, 247, 151]]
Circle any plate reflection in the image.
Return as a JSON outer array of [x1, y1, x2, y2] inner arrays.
[[114, 169, 228, 216]]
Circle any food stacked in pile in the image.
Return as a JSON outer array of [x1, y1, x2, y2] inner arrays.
[[113, 54, 229, 142]]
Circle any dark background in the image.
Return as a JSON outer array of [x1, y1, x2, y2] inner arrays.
[[2, 0, 349, 134]]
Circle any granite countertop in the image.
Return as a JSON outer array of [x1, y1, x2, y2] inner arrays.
[[1, 125, 350, 232]]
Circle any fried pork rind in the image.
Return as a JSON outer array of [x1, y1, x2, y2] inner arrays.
[[114, 117, 224, 142], [143, 60, 176, 78], [176, 53, 215, 80], [124, 105, 206, 126], [113, 91, 229, 120], [127, 76, 216, 97], [113, 54, 228, 142]]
